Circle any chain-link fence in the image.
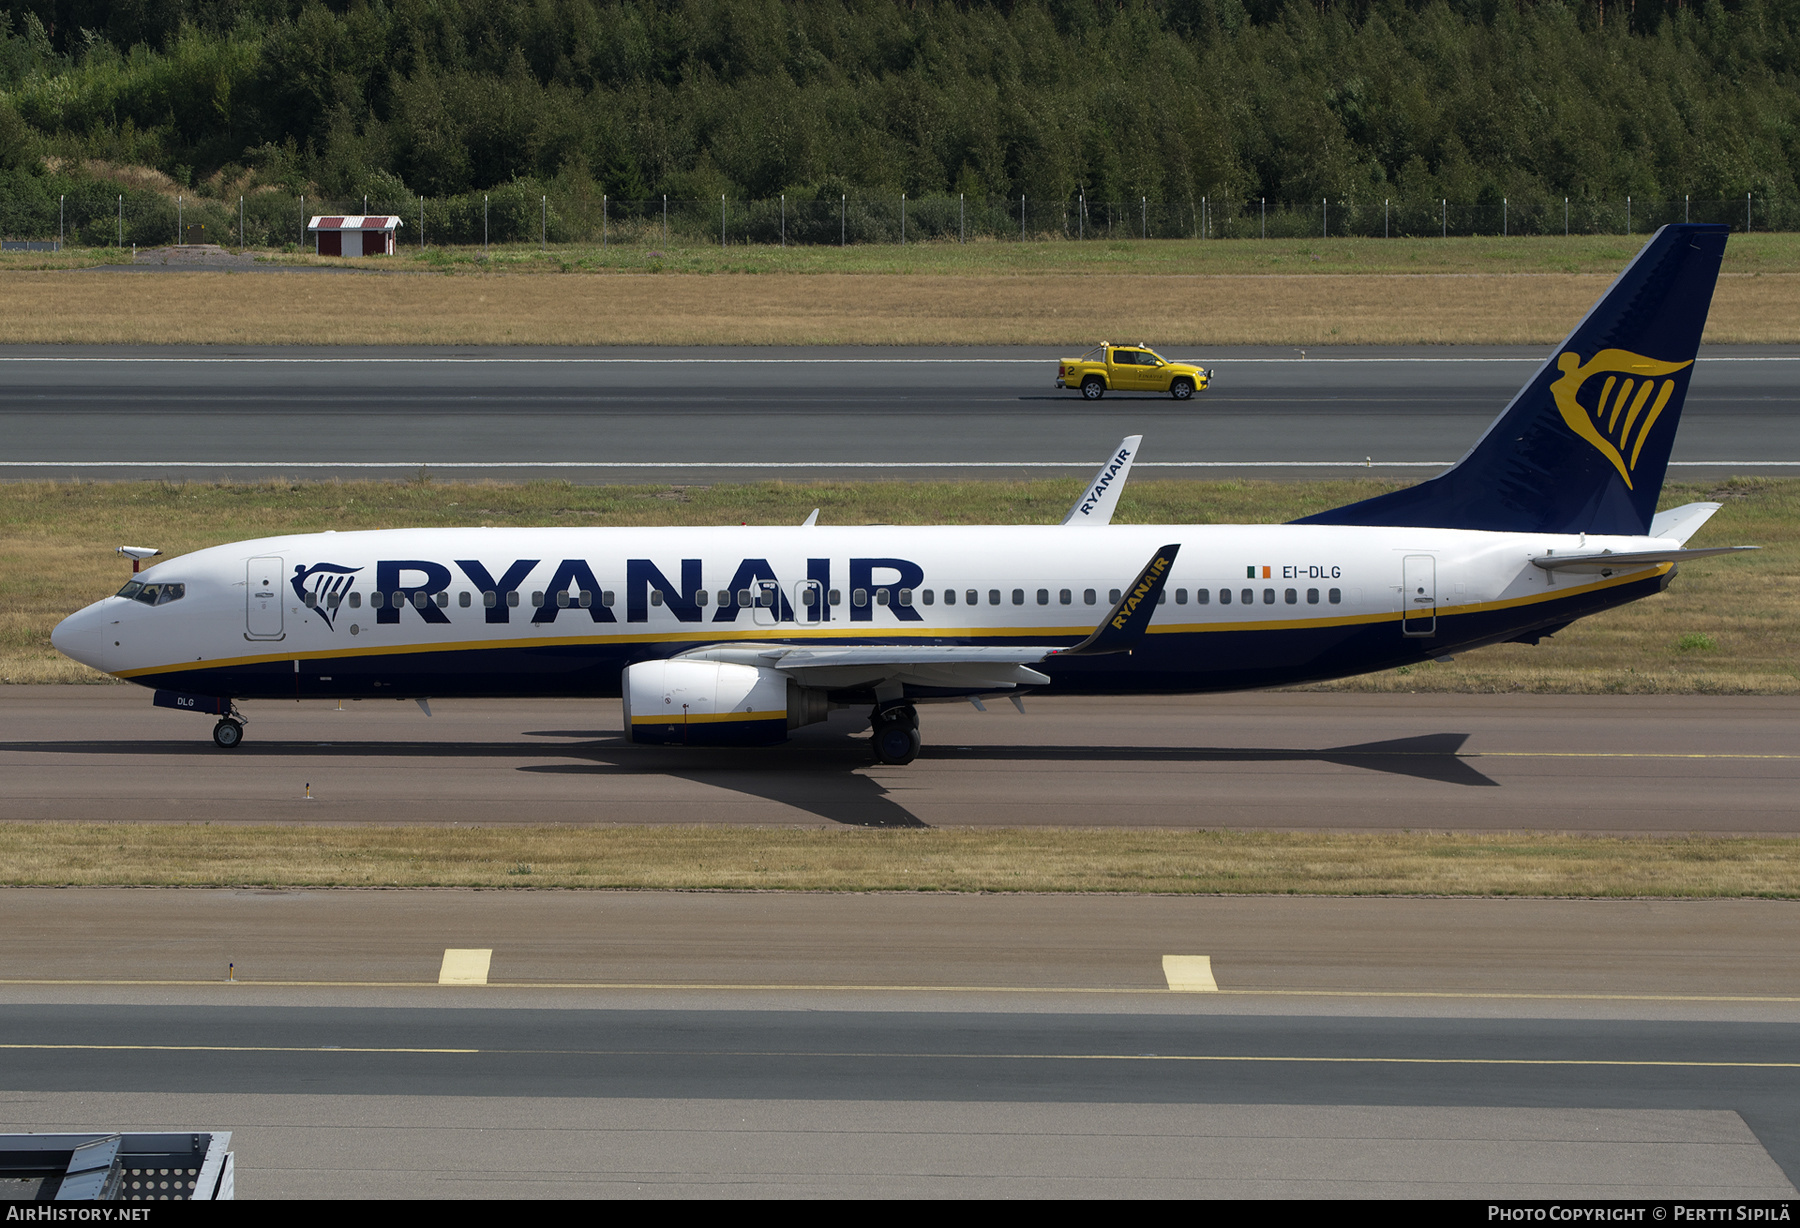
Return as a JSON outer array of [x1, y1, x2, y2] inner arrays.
[[1, 189, 1790, 249]]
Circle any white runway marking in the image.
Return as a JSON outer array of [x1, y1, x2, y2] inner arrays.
[[0, 356, 1791, 365], [5, 460, 1798, 470]]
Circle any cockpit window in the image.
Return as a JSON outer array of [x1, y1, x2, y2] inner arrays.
[[115, 581, 185, 606]]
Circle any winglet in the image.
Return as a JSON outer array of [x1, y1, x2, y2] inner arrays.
[[801, 508, 820, 527], [1062, 435, 1143, 526], [1054, 544, 1180, 656]]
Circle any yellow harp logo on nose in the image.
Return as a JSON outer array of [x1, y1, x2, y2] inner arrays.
[[1550, 349, 1693, 489]]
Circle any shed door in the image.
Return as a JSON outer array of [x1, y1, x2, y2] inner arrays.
[[247, 557, 284, 639], [317, 231, 341, 257], [1401, 555, 1436, 637], [342, 230, 364, 257]]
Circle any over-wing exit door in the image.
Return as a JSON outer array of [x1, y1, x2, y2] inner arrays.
[[1401, 555, 1436, 636]]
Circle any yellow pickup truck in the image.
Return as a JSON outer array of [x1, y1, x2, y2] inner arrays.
[[1055, 344, 1212, 401]]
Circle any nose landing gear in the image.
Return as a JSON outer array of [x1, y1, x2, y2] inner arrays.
[[871, 704, 920, 765]]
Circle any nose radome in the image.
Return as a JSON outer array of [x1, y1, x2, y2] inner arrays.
[[51, 602, 106, 670]]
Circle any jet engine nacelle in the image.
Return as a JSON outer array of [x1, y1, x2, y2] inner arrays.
[[623, 659, 830, 747]]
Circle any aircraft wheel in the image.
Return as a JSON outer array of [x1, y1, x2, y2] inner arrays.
[[1170, 377, 1194, 400], [872, 709, 920, 765], [1080, 376, 1105, 400], [212, 719, 244, 749]]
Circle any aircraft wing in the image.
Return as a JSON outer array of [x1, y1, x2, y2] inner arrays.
[[673, 543, 1181, 689]]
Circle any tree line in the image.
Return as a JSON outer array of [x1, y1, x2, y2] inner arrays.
[[1, 0, 1795, 220]]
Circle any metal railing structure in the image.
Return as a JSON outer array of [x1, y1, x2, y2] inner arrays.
[[1, 189, 1789, 249]]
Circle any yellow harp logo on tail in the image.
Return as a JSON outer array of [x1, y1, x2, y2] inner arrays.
[[1549, 349, 1693, 489]]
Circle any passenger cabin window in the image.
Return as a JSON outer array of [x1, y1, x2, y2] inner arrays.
[[1285, 589, 1298, 605], [1109, 589, 1121, 604], [1012, 589, 1024, 605], [459, 591, 471, 608], [350, 592, 362, 609], [1059, 589, 1072, 605], [579, 590, 594, 608], [1219, 589, 1231, 605], [370, 592, 385, 609], [695, 590, 708, 607], [1241, 589, 1253, 605], [875, 589, 890, 606], [943, 589, 955, 606], [898, 588, 913, 606], [853, 589, 868, 607], [531, 591, 544, 607], [1263, 589, 1275, 605], [650, 589, 663, 606], [988, 590, 1001, 606], [1037, 589, 1049, 605], [435, 591, 450, 608], [1328, 588, 1343, 604], [829, 589, 842, 606], [1175, 588, 1187, 605], [1307, 589, 1319, 605], [922, 589, 934, 605], [1196, 588, 1209, 605], [1084, 589, 1097, 605], [967, 590, 979, 606], [507, 591, 520, 608]]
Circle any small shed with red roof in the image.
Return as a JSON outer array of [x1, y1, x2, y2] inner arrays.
[[307, 215, 403, 257]]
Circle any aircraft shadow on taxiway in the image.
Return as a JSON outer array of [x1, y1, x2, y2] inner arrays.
[[6, 728, 1496, 828]]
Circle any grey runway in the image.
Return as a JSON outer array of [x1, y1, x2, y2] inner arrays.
[[2, 887, 1799, 1198], [5, 688, 1797, 832], [0, 344, 1795, 482]]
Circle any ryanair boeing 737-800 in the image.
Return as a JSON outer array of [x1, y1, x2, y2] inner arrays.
[[52, 224, 1752, 764]]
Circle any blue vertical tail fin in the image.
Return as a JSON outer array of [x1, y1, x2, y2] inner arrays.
[[1296, 223, 1729, 536]]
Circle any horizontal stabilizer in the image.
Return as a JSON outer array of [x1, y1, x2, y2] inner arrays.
[[1647, 502, 1722, 544], [1531, 546, 1757, 573]]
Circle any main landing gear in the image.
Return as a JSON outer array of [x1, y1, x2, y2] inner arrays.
[[212, 716, 245, 749], [871, 704, 920, 765]]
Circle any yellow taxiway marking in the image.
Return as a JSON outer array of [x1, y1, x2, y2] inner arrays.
[[1, 978, 1798, 1004], [438, 949, 492, 986], [0, 1043, 1796, 1070], [1162, 955, 1218, 992]]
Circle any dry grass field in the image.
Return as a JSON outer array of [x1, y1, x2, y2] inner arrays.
[[3, 476, 1789, 691], [1, 268, 1792, 346], [1, 824, 1795, 896]]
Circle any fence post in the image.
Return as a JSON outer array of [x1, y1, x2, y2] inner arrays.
[[959, 193, 964, 243], [1201, 195, 1207, 239], [602, 195, 607, 249], [541, 195, 546, 250], [117, 195, 122, 248], [1142, 195, 1147, 239], [1261, 197, 1265, 239], [484, 195, 489, 253], [1747, 193, 1752, 233], [1685, 194, 1689, 224], [901, 193, 906, 245], [781, 194, 785, 248], [420, 195, 424, 249], [178, 194, 183, 245], [722, 194, 726, 247], [1441, 198, 1445, 238], [842, 194, 846, 247], [1503, 197, 1507, 237], [1626, 195, 1631, 236], [1565, 197, 1568, 236], [1384, 198, 1388, 239], [1322, 197, 1326, 238], [300, 194, 304, 247], [239, 195, 244, 254], [1022, 195, 1026, 241], [664, 194, 668, 246], [59, 195, 63, 248]]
